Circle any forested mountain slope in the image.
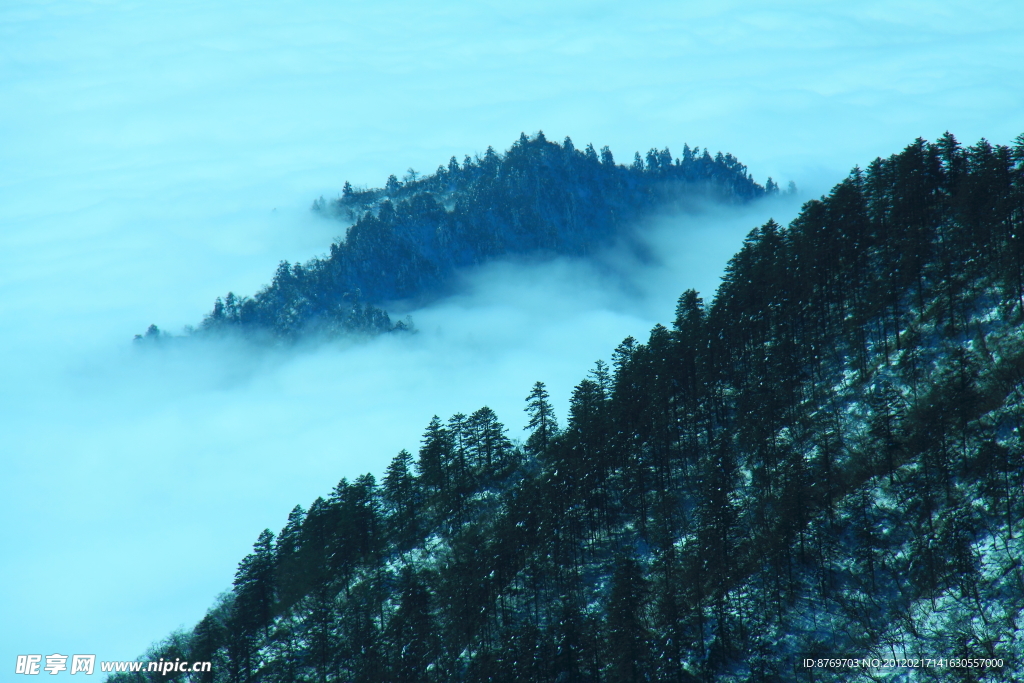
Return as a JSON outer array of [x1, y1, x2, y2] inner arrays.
[[186, 133, 773, 340], [116, 133, 1024, 682]]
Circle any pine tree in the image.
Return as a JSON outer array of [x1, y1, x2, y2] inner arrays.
[[274, 505, 306, 614], [229, 529, 276, 682], [384, 450, 420, 550], [465, 406, 513, 480], [416, 416, 450, 496], [524, 381, 558, 457]]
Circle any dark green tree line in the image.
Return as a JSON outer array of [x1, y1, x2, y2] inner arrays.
[[114, 133, 1024, 682]]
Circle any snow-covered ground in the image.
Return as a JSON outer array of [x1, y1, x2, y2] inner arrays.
[[2, 0, 1022, 671]]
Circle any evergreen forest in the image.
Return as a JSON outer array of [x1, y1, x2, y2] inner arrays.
[[115, 132, 1024, 682], [156, 133, 775, 341]]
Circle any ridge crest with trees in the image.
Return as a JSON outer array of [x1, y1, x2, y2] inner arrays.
[[118, 132, 1024, 682]]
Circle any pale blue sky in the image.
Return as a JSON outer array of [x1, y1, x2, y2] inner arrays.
[[1, 0, 1022, 672]]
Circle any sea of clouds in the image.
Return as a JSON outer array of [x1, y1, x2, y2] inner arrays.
[[2, 0, 1022, 671]]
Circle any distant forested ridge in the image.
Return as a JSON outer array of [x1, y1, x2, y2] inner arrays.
[[116, 133, 1024, 682], [189, 132, 774, 340]]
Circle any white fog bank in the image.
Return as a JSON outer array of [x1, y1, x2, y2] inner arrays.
[[2, 0, 1022, 671]]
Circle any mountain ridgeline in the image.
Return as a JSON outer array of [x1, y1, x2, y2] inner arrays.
[[116, 133, 1024, 682], [194, 132, 775, 340]]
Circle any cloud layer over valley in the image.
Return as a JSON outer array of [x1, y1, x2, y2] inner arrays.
[[1, 0, 1022, 668]]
